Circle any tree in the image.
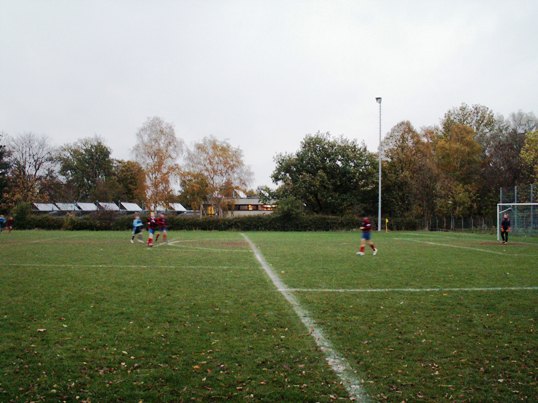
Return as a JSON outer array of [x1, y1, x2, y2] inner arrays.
[[113, 160, 147, 206], [183, 136, 252, 216], [272, 132, 376, 215], [441, 103, 496, 149], [381, 121, 437, 227], [133, 117, 183, 211], [179, 170, 209, 216], [433, 124, 482, 219], [5, 132, 57, 206], [435, 124, 482, 185], [0, 133, 11, 208], [479, 112, 538, 209], [58, 137, 114, 201], [520, 130, 538, 182]]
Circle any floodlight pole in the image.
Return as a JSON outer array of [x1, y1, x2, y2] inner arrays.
[[376, 97, 382, 231]]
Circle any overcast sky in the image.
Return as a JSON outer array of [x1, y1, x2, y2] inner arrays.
[[1, 0, 537, 188]]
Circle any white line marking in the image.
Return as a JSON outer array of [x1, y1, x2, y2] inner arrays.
[[285, 286, 538, 293], [160, 238, 249, 253], [400, 232, 538, 246], [395, 238, 507, 255], [167, 244, 250, 253], [2, 263, 239, 270], [23, 233, 83, 243], [241, 233, 369, 402]]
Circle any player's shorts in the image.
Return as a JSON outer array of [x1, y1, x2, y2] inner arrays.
[[148, 228, 155, 235], [361, 232, 371, 241], [133, 226, 142, 235]]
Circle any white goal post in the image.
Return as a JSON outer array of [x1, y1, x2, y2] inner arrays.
[[497, 203, 538, 241]]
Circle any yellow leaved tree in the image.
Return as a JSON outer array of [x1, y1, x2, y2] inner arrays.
[[132, 117, 183, 211]]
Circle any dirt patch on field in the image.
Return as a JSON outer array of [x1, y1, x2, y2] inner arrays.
[[479, 241, 525, 246]]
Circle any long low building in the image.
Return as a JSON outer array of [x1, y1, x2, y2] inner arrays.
[[32, 202, 189, 214]]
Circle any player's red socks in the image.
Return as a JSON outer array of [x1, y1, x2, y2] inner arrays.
[[360, 245, 365, 253], [370, 244, 376, 251], [155, 233, 160, 241]]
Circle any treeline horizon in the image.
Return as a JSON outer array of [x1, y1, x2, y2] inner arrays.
[[1, 104, 537, 224]]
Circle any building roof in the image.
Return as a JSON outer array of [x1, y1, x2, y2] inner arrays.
[[120, 202, 143, 212], [98, 202, 120, 211], [77, 202, 98, 211], [33, 203, 59, 212], [169, 202, 187, 212], [55, 203, 80, 211]]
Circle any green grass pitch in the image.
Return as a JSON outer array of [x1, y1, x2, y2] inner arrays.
[[0, 230, 536, 401]]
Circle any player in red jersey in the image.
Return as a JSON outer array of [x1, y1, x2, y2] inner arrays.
[[147, 212, 158, 247], [356, 216, 377, 256], [155, 213, 168, 243], [6, 216, 14, 233]]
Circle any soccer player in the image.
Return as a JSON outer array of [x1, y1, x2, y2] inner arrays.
[[500, 213, 511, 244], [147, 212, 158, 247], [6, 216, 14, 233], [155, 213, 168, 243], [356, 216, 378, 256], [131, 213, 144, 243]]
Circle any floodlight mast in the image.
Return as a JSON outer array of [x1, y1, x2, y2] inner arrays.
[[376, 97, 382, 231]]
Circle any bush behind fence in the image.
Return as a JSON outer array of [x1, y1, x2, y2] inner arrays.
[[15, 212, 504, 233]]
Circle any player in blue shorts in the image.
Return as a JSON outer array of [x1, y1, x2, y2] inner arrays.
[[356, 216, 378, 256], [131, 213, 144, 243]]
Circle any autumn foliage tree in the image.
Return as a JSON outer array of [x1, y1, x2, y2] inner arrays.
[[380, 104, 537, 229], [133, 117, 183, 211], [382, 122, 437, 227], [113, 160, 147, 206], [179, 171, 209, 217], [183, 136, 252, 216]]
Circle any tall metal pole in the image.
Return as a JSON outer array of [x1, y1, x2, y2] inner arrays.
[[376, 97, 382, 231]]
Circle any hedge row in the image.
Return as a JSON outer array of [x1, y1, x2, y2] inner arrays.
[[19, 212, 361, 232]]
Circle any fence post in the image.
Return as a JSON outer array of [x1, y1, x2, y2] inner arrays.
[[531, 184, 534, 232]]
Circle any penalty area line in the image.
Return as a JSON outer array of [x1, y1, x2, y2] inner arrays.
[[395, 237, 507, 255], [284, 286, 538, 293], [241, 233, 370, 402]]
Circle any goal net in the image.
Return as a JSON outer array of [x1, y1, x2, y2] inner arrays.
[[497, 203, 538, 241]]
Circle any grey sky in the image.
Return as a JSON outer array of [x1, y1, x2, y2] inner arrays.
[[1, 0, 537, 188]]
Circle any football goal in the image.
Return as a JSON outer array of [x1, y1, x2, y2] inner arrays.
[[497, 203, 538, 241]]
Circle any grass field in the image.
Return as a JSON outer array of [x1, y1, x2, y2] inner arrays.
[[0, 230, 536, 402]]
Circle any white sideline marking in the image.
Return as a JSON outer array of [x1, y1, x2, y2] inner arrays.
[[3, 263, 238, 270], [285, 286, 538, 293], [241, 233, 369, 402], [395, 238, 507, 255], [26, 233, 83, 243], [168, 244, 250, 253], [164, 239, 250, 253]]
